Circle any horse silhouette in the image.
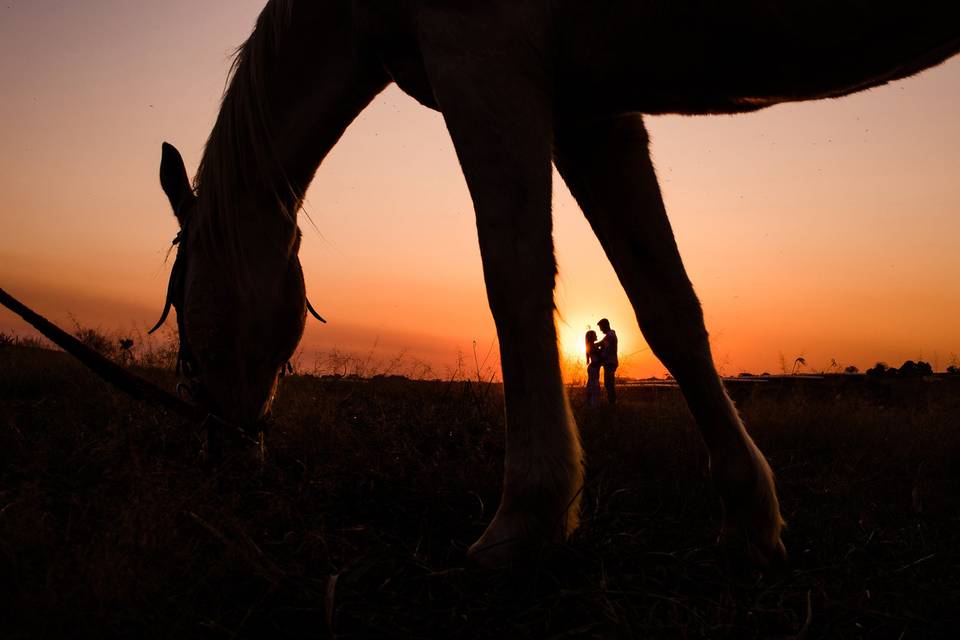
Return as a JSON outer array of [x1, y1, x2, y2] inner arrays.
[[4, 0, 958, 568]]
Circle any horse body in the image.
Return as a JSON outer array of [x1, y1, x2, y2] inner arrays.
[[361, 1, 960, 115], [555, 0, 960, 114], [150, 0, 958, 565]]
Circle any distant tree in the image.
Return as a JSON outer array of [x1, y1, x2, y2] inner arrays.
[[844, 365, 860, 374], [738, 372, 755, 378], [899, 360, 933, 378], [866, 362, 889, 378], [947, 365, 960, 375]]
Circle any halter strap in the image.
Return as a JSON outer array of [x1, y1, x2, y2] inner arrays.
[[306, 297, 326, 323], [148, 230, 184, 335], [150, 228, 327, 330]]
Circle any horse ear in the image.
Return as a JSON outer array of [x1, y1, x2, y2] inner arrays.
[[160, 142, 195, 225]]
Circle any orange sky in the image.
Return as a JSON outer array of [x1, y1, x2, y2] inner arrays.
[[2, 1, 959, 379]]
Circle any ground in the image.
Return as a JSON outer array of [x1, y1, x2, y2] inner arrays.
[[1, 344, 959, 639]]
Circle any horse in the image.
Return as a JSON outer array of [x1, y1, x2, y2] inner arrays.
[[4, 0, 957, 568]]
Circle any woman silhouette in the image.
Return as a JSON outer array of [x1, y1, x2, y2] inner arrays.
[[585, 330, 603, 406]]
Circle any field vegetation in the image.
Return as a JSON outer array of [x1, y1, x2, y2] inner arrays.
[[1, 329, 959, 638]]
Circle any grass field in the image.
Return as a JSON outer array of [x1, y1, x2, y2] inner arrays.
[[2, 343, 959, 639]]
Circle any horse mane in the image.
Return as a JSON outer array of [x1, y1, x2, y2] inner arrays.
[[192, 0, 299, 284]]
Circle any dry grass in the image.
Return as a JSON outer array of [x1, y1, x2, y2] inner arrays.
[[1, 343, 959, 639]]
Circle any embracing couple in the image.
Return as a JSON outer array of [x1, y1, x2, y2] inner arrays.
[[585, 318, 618, 407]]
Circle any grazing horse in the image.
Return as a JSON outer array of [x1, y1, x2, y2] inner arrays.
[[6, 0, 956, 567]]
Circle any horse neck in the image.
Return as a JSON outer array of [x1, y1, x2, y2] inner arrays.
[[194, 20, 308, 268], [193, 0, 388, 281]]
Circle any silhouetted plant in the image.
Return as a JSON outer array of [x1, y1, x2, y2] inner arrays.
[[844, 365, 860, 374], [70, 319, 115, 358], [792, 356, 807, 375], [865, 360, 932, 379], [779, 353, 808, 375], [118, 338, 135, 366], [16, 334, 48, 350], [866, 362, 889, 378], [134, 326, 180, 370], [898, 360, 933, 378]]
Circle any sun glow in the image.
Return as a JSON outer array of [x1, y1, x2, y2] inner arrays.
[[557, 320, 593, 362], [1, 4, 958, 387], [556, 318, 598, 383], [556, 314, 658, 382]]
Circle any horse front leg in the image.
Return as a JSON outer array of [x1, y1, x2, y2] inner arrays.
[[554, 114, 786, 568], [419, 9, 583, 566]]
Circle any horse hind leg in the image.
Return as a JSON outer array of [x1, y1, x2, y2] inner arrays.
[[419, 8, 584, 566], [554, 114, 786, 568]]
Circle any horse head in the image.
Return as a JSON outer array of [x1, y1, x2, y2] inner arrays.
[[153, 142, 315, 436]]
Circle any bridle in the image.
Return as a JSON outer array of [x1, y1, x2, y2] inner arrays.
[[146, 225, 326, 443], [148, 229, 200, 366]]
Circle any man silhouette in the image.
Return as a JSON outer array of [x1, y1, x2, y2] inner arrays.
[[597, 318, 618, 405]]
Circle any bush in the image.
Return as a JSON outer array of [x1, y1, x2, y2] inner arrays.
[[866, 362, 889, 378], [898, 360, 933, 378], [866, 360, 933, 379]]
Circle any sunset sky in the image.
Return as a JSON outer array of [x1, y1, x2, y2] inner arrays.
[[2, 1, 959, 380]]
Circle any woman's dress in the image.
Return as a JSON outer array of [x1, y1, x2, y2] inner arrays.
[[586, 343, 603, 406]]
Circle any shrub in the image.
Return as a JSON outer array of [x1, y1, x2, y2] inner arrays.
[[898, 360, 933, 378], [866, 362, 889, 378]]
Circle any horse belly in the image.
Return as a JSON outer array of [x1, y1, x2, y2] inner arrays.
[[555, 0, 960, 115]]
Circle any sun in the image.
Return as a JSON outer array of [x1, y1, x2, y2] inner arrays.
[[557, 320, 593, 363]]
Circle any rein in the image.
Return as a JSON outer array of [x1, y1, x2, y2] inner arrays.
[[0, 287, 259, 447]]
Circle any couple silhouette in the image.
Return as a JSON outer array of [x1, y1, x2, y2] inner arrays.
[[585, 318, 618, 406]]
